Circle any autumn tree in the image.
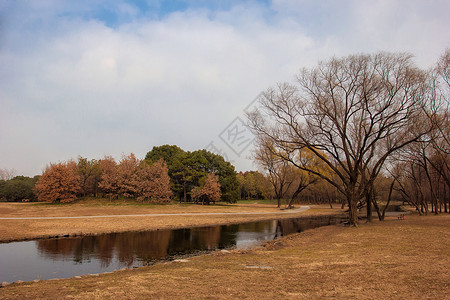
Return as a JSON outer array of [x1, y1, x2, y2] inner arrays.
[[191, 173, 221, 205], [135, 159, 172, 203], [248, 52, 432, 225], [35, 160, 81, 203], [117, 153, 140, 198], [238, 171, 273, 200], [98, 156, 119, 200], [300, 179, 343, 208]]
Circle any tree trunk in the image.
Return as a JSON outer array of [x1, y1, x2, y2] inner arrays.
[[183, 183, 187, 203], [287, 185, 307, 209], [347, 191, 359, 226], [366, 190, 372, 223], [348, 202, 358, 226]]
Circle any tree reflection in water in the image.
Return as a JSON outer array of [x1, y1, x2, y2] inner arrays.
[[36, 216, 342, 267]]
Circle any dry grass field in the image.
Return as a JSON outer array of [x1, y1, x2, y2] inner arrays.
[[1, 213, 448, 299], [0, 201, 341, 242]]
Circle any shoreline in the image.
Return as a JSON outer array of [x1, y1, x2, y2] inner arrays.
[[1, 213, 448, 299], [1, 209, 346, 243], [1, 213, 346, 285]]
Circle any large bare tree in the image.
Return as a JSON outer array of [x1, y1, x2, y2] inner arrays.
[[248, 52, 432, 225]]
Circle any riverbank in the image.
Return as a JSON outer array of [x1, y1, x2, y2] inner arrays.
[[1, 213, 448, 299], [0, 202, 343, 242]]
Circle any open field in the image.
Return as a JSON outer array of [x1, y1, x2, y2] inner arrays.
[[0, 201, 342, 242], [1, 213, 448, 299]]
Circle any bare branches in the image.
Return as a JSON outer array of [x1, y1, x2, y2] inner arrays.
[[248, 52, 434, 225]]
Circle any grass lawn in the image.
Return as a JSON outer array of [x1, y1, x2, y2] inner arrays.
[[0, 213, 448, 299], [0, 200, 341, 242]]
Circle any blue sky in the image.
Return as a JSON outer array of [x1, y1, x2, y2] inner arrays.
[[1, 0, 449, 176]]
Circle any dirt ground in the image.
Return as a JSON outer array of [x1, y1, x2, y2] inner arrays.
[[1, 213, 448, 299], [0, 201, 342, 242]]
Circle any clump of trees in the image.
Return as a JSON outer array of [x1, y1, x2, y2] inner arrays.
[[248, 51, 449, 225], [96, 154, 173, 203], [191, 173, 221, 205], [0, 175, 39, 202], [237, 171, 272, 200], [145, 145, 239, 203], [34, 153, 173, 203], [389, 49, 449, 214], [30, 146, 238, 204]]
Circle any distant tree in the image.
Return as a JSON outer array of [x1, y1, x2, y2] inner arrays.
[[145, 146, 239, 203], [0, 176, 38, 202], [98, 156, 119, 200], [35, 160, 81, 203], [0, 168, 16, 181], [135, 159, 172, 203], [77, 157, 102, 197], [146, 145, 191, 201], [191, 173, 221, 205], [238, 171, 273, 200], [117, 153, 140, 198], [254, 138, 296, 207]]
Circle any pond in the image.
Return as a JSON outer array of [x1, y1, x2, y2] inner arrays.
[[0, 215, 343, 283]]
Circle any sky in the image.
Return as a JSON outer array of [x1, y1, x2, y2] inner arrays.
[[0, 0, 449, 177]]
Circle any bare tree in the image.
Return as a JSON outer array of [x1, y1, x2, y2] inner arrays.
[[0, 168, 16, 181], [389, 49, 450, 215], [253, 137, 295, 208], [248, 53, 432, 225]]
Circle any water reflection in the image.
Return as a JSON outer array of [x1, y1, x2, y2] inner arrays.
[[35, 216, 339, 267], [0, 215, 342, 282]]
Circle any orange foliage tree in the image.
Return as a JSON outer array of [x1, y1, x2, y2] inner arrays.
[[117, 153, 140, 198], [98, 156, 119, 200], [37, 153, 173, 204], [35, 160, 81, 203], [136, 159, 172, 203], [191, 173, 221, 205]]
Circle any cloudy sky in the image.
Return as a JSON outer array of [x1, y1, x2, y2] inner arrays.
[[1, 0, 449, 176]]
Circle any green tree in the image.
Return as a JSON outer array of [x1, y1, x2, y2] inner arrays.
[[145, 145, 239, 202], [0, 176, 38, 202], [77, 156, 102, 197], [146, 145, 191, 201]]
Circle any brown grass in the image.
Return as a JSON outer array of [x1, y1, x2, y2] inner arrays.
[[1, 213, 448, 299], [0, 202, 341, 242]]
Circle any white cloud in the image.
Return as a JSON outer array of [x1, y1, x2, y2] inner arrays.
[[0, 0, 449, 176]]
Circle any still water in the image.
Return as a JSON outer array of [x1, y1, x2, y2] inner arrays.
[[0, 215, 342, 282]]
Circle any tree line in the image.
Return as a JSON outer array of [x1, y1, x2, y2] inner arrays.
[[0, 146, 237, 204], [34, 154, 173, 203], [248, 50, 449, 225]]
